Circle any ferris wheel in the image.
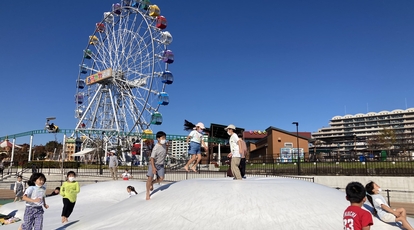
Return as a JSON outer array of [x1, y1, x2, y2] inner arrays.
[[74, 1, 174, 148]]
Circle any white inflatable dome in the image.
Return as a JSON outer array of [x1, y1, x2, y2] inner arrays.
[[0, 178, 412, 229]]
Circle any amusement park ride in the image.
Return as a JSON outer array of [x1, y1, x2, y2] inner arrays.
[[1, 1, 176, 165], [45, 117, 59, 133], [72, 1, 174, 156]]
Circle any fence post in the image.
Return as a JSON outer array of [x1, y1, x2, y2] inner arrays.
[[365, 160, 368, 176], [130, 162, 132, 175], [385, 189, 391, 206]]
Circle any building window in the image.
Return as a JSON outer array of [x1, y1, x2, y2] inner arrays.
[[284, 142, 293, 148]]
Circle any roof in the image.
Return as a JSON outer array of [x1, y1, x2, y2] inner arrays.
[[243, 131, 267, 139], [266, 126, 311, 140], [209, 123, 245, 139], [72, 148, 95, 156]]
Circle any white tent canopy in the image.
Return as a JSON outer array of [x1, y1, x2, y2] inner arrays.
[[0, 140, 22, 148], [72, 148, 95, 156]]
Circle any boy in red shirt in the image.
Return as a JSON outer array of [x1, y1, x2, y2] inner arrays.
[[343, 182, 373, 230]]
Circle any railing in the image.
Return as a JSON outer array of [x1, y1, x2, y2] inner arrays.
[[335, 187, 414, 215], [245, 156, 414, 176], [2, 155, 413, 180], [1, 160, 316, 183], [0, 129, 226, 143]]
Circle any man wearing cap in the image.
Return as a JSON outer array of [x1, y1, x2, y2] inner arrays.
[[184, 122, 208, 172], [225, 124, 243, 180], [108, 150, 118, 180]]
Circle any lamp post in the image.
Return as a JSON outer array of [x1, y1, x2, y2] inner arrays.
[[100, 131, 105, 175], [292, 122, 300, 175]]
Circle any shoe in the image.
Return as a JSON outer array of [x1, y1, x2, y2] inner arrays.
[[242, 176, 246, 179]]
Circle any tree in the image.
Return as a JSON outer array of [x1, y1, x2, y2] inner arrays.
[[33, 145, 47, 160], [378, 128, 397, 156], [44, 141, 62, 160]]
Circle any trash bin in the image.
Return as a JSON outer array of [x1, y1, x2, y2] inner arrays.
[[380, 151, 387, 162], [359, 155, 365, 162]]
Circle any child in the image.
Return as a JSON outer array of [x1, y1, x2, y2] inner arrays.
[[46, 187, 60, 197], [21, 172, 49, 230], [365, 181, 413, 230], [183, 122, 208, 172], [14, 175, 25, 202], [127, 185, 138, 197], [343, 182, 373, 230], [108, 150, 118, 180], [146, 131, 167, 200], [60, 171, 80, 223], [121, 169, 132, 180]]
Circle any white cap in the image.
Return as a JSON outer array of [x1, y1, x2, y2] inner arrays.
[[193, 122, 205, 130], [110, 150, 116, 153], [224, 124, 236, 130]]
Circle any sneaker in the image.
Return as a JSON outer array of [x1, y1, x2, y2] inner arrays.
[[242, 176, 246, 179]]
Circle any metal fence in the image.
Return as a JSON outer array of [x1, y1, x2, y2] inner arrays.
[[335, 187, 414, 215], [245, 156, 414, 176], [1, 156, 414, 178], [1, 160, 316, 183]]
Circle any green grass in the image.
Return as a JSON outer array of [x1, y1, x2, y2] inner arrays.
[[219, 161, 414, 171], [0, 199, 14, 206]]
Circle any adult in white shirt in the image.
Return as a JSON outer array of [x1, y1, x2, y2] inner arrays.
[[225, 124, 243, 180]]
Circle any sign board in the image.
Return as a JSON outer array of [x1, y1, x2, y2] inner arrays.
[[86, 68, 113, 85]]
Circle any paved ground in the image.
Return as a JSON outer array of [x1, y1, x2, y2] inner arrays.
[[391, 201, 414, 215], [0, 189, 55, 199]]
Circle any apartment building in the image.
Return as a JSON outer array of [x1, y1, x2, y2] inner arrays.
[[311, 108, 414, 155], [167, 139, 188, 160], [65, 137, 77, 161]]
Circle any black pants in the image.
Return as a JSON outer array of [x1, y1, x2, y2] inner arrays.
[[239, 158, 246, 177], [62, 198, 76, 218]]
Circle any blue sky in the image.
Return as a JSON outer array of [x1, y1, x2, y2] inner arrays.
[[1, 0, 414, 145]]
